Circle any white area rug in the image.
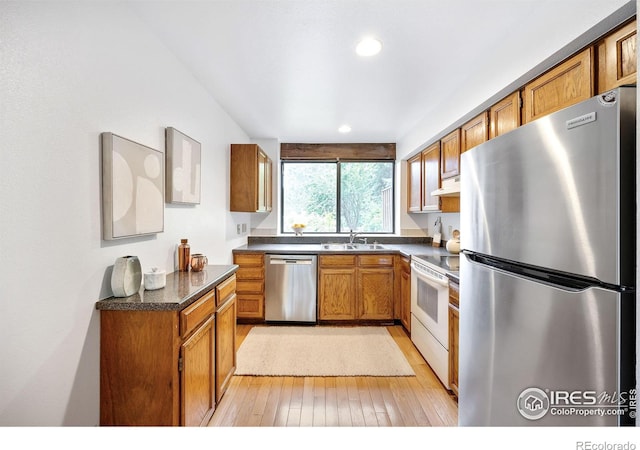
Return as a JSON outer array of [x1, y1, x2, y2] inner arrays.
[[236, 326, 415, 376]]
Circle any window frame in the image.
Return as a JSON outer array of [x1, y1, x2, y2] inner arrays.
[[280, 159, 395, 235]]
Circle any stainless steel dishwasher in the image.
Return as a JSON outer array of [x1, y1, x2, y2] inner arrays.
[[265, 254, 317, 323]]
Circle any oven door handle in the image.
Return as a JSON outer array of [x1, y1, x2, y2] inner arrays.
[[422, 275, 449, 287], [411, 265, 450, 287]]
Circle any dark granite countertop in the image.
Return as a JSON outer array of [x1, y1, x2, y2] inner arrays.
[[95, 264, 238, 311], [232, 242, 455, 259]]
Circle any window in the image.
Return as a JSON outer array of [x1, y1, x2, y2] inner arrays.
[[281, 161, 394, 234]]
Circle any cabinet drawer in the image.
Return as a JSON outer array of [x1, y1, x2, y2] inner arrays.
[[236, 266, 264, 280], [237, 294, 264, 318], [216, 274, 236, 307], [358, 254, 394, 267], [180, 290, 215, 338], [320, 255, 357, 266], [236, 280, 264, 294], [233, 253, 264, 266]]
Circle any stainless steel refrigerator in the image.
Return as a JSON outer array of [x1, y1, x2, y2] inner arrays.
[[459, 87, 636, 426]]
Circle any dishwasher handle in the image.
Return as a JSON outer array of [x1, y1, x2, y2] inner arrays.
[[269, 257, 314, 265]]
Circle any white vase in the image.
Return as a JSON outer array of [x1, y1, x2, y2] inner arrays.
[[111, 256, 142, 297]]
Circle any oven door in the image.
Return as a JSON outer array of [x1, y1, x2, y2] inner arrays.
[[410, 263, 449, 349]]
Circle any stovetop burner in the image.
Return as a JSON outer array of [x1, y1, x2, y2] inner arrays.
[[412, 254, 460, 273]]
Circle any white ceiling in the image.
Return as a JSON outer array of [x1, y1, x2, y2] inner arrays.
[[129, 0, 632, 144]]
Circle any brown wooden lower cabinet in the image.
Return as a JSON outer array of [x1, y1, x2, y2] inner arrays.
[[233, 252, 265, 322], [318, 254, 394, 323], [359, 267, 394, 320], [181, 314, 216, 427], [99, 271, 237, 426], [215, 293, 236, 403], [448, 279, 459, 398], [318, 265, 357, 320], [398, 256, 411, 333]]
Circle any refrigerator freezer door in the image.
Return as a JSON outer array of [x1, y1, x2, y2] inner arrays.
[[459, 255, 622, 426], [460, 87, 636, 287]]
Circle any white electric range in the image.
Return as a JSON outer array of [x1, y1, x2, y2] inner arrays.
[[410, 254, 459, 389]]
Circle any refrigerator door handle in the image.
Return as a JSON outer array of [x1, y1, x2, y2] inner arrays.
[[462, 250, 632, 293]]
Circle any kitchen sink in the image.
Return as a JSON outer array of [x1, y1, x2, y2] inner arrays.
[[320, 243, 387, 251]]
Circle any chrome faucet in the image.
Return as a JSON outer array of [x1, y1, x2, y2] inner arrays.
[[349, 229, 360, 244]]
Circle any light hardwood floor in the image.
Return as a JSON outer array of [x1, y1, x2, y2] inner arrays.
[[208, 324, 458, 427]]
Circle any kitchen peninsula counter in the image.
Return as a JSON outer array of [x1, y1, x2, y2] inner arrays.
[[97, 264, 239, 426], [95, 264, 238, 311]]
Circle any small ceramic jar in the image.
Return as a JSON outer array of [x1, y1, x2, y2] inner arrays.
[[446, 229, 461, 254], [446, 239, 460, 254], [144, 267, 166, 290]]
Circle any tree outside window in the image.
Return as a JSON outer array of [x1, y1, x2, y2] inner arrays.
[[281, 161, 394, 234]]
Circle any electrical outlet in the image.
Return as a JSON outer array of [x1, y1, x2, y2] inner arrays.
[[236, 224, 241, 234], [448, 225, 452, 236], [242, 223, 247, 233]]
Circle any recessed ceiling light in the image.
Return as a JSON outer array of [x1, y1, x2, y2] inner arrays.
[[338, 124, 352, 133], [356, 37, 382, 56]]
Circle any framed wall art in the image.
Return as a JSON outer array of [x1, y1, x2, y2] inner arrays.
[[165, 127, 201, 204], [101, 132, 164, 240]]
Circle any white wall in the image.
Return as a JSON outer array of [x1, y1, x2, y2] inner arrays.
[[0, 2, 251, 425]]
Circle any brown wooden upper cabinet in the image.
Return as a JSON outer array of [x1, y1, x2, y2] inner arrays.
[[421, 142, 441, 211], [597, 19, 637, 93], [407, 153, 422, 212], [490, 91, 521, 139], [461, 111, 489, 153], [440, 129, 461, 179], [230, 144, 273, 212], [523, 47, 594, 124], [406, 142, 445, 213]]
